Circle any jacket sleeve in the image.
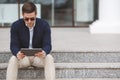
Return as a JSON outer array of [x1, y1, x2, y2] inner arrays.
[[42, 22, 52, 54], [10, 23, 20, 56]]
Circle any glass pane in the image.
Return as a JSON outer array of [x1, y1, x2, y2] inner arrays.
[[54, 0, 72, 26], [19, 0, 73, 27], [74, 0, 94, 26], [0, 0, 18, 27], [37, 0, 73, 26]]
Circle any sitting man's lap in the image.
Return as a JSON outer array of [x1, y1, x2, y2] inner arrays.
[[10, 54, 53, 68], [18, 56, 45, 68]]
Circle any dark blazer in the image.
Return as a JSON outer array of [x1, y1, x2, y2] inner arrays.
[[10, 18, 52, 56]]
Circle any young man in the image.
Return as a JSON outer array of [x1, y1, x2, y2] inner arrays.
[[6, 2, 55, 80]]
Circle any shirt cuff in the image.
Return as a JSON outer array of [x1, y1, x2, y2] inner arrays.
[[42, 50, 46, 55]]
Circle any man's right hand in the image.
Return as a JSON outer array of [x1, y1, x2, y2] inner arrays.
[[17, 51, 25, 60]]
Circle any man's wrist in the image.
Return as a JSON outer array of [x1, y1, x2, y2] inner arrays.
[[42, 50, 46, 54], [17, 51, 21, 58]]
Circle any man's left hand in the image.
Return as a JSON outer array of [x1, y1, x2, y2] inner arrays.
[[35, 51, 46, 58]]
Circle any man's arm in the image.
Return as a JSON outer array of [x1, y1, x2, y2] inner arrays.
[[10, 23, 20, 56], [42, 22, 52, 55]]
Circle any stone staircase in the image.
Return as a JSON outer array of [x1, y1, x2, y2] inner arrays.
[[0, 50, 120, 80], [1, 28, 120, 80]]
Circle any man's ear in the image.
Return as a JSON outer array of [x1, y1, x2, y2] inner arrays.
[[22, 13, 24, 17]]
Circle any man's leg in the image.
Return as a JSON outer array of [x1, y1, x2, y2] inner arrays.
[[32, 56, 44, 67], [6, 56, 18, 80], [6, 56, 31, 80], [44, 54, 55, 80], [31, 54, 55, 80], [19, 56, 31, 68]]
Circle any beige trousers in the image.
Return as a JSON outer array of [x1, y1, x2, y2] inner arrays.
[[6, 54, 55, 80]]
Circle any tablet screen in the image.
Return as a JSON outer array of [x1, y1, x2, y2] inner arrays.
[[21, 48, 42, 56]]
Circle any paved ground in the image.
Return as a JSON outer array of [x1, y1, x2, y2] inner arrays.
[[0, 28, 120, 52]]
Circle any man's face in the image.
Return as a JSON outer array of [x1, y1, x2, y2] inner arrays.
[[23, 12, 36, 27]]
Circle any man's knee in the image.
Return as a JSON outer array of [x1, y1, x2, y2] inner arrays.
[[9, 56, 18, 64], [45, 54, 54, 61], [19, 56, 30, 68], [32, 57, 44, 67], [7, 56, 19, 72], [45, 54, 54, 63], [46, 54, 53, 59]]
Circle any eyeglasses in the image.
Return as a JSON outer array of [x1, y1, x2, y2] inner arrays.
[[24, 17, 35, 21]]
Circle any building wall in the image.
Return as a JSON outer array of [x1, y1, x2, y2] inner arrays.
[[0, 0, 97, 27]]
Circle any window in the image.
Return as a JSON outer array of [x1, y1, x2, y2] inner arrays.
[[0, 0, 18, 26], [0, 0, 98, 27]]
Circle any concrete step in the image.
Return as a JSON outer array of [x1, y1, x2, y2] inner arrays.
[[1, 78, 120, 80], [1, 63, 120, 79], [53, 51, 120, 63], [1, 51, 120, 63], [1, 63, 120, 69]]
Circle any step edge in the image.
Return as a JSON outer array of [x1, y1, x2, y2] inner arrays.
[[55, 63, 120, 69], [1, 78, 120, 80], [1, 50, 120, 54], [1, 63, 120, 70]]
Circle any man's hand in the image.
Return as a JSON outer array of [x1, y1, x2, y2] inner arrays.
[[35, 51, 46, 58], [17, 52, 25, 60]]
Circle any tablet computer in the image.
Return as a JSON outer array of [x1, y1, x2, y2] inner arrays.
[[21, 48, 42, 56]]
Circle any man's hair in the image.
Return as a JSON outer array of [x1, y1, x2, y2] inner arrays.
[[22, 2, 37, 14]]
